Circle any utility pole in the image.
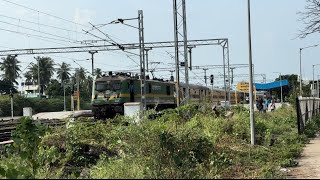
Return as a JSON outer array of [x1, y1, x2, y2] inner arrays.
[[10, 89, 13, 118], [34, 57, 41, 98], [173, 0, 189, 105], [210, 74, 214, 102], [230, 67, 236, 89], [89, 51, 98, 77], [280, 73, 283, 103], [318, 75, 320, 98], [63, 81, 70, 111], [247, 0, 255, 145], [144, 47, 152, 72], [223, 47, 227, 102], [169, 70, 175, 81], [63, 81, 66, 111], [203, 68, 208, 87], [182, 0, 189, 104], [10, 55, 17, 118], [313, 65, 315, 97], [188, 46, 195, 70], [76, 69, 80, 111], [312, 64, 320, 97], [138, 10, 146, 111], [227, 42, 231, 106]]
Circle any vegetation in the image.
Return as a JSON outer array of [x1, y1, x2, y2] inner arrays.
[[1, 105, 319, 179], [0, 95, 91, 117], [0, 55, 21, 85], [298, 0, 320, 38]]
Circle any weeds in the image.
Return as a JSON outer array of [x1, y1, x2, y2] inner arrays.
[[1, 105, 320, 179]]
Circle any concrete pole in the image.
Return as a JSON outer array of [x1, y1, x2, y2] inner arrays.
[[138, 10, 146, 111], [227, 42, 231, 106], [182, 0, 190, 104], [89, 51, 98, 77], [203, 68, 208, 87], [188, 46, 194, 70], [145, 48, 152, 72], [280, 73, 283, 103], [317, 75, 320, 98], [76, 69, 80, 111], [247, 0, 255, 145], [10, 90, 13, 118], [173, 0, 180, 106], [63, 82, 66, 111], [223, 47, 227, 103], [299, 48, 302, 96], [37, 57, 41, 98]]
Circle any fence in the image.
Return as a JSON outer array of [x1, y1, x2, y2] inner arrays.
[[296, 97, 320, 134]]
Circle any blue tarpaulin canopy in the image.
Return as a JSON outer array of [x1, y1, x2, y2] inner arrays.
[[254, 80, 288, 90]]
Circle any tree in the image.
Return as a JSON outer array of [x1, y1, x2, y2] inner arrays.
[[298, 0, 320, 38], [0, 55, 21, 85], [56, 62, 71, 83], [95, 68, 102, 78], [24, 71, 33, 84], [82, 75, 93, 100], [46, 79, 63, 97], [0, 79, 17, 94], [27, 56, 55, 94]]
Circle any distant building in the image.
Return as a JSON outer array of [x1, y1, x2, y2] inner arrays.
[[21, 83, 39, 98]]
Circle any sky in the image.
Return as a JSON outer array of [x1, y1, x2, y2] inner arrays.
[[0, 0, 319, 89]]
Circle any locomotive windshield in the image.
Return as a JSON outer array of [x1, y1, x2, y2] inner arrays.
[[95, 81, 121, 92]]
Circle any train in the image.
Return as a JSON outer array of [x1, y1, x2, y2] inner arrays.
[[91, 71, 242, 119]]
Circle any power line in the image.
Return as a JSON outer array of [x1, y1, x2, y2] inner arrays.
[[0, 14, 90, 36], [0, 19, 83, 45], [1, 0, 91, 28], [0, 27, 83, 45]]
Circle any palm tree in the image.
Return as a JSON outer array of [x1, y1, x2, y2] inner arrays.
[[95, 68, 102, 78], [0, 55, 21, 85], [27, 56, 55, 94], [57, 62, 71, 83], [24, 71, 33, 84]]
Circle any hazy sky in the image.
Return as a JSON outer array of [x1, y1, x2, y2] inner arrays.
[[0, 0, 319, 88]]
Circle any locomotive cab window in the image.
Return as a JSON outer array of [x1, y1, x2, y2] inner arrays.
[[95, 82, 108, 91], [112, 83, 121, 90]]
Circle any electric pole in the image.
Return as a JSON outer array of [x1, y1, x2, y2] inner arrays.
[[230, 67, 236, 87], [169, 70, 175, 81], [247, 0, 255, 145], [89, 51, 98, 77], [138, 10, 146, 112], [34, 57, 41, 98], [188, 46, 195, 70], [145, 47, 152, 72], [203, 68, 208, 87], [173, 0, 189, 105]]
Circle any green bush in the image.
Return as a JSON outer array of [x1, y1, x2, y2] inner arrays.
[[0, 95, 91, 116], [1, 105, 320, 179]]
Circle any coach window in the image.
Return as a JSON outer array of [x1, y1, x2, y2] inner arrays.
[[166, 86, 170, 95], [149, 83, 152, 93]]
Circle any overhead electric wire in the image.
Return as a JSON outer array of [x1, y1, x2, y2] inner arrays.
[[0, 14, 91, 36], [0, 20, 83, 45], [1, 0, 91, 28], [0, 27, 82, 45]]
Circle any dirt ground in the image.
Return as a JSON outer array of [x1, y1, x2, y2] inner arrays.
[[288, 134, 320, 179]]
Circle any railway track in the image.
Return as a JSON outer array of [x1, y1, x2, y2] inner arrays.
[[0, 118, 66, 143]]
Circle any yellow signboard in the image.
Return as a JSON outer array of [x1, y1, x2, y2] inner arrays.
[[237, 82, 256, 92]]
